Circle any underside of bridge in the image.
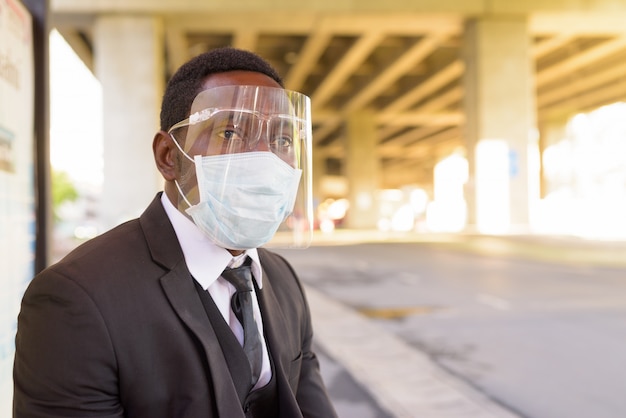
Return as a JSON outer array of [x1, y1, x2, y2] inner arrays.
[[52, 2, 626, 190], [49, 1, 626, 231]]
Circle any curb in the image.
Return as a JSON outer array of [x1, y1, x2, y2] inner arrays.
[[306, 285, 521, 418]]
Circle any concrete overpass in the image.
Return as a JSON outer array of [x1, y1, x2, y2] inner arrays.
[[50, 0, 626, 231]]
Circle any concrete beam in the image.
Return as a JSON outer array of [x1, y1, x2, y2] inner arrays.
[[55, 28, 93, 73], [382, 60, 464, 114], [51, 0, 626, 17], [343, 33, 451, 112], [284, 30, 333, 91], [536, 36, 626, 88], [312, 32, 384, 108], [378, 112, 464, 127], [538, 59, 626, 108], [51, 0, 480, 14]]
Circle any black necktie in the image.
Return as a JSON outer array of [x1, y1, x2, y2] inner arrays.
[[221, 259, 263, 388]]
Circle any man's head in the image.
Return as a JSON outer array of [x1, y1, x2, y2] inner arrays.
[[153, 47, 313, 252], [159, 47, 283, 132], [154, 48, 287, 203]]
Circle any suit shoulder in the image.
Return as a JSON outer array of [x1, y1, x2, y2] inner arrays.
[[58, 218, 143, 264], [41, 218, 152, 287], [258, 249, 296, 275]]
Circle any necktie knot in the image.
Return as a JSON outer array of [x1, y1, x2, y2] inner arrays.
[[222, 262, 253, 293]]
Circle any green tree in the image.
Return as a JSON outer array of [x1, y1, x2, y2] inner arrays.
[[51, 169, 79, 221]]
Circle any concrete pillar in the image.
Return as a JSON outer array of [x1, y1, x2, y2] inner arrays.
[[312, 149, 325, 210], [462, 17, 539, 234], [345, 110, 380, 229], [539, 116, 569, 198], [94, 16, 164, 229]]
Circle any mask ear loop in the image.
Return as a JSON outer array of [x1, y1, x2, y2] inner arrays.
[[168, 132, 195, 163], [169, 132, 195, 208], [174, 180, 193, 209]]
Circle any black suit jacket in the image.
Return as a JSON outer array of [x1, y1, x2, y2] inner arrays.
[[13, 194, 337, 418]]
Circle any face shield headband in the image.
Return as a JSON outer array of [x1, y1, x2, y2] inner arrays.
[[167, 85, 313, 249]]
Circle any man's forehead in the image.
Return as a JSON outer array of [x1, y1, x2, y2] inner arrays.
[[190, 85, 295, 115], [200, 70, 281, 89]]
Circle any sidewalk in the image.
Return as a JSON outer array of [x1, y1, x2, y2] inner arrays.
[[305, 230, 626, 417], [308, 285, 521, 418]]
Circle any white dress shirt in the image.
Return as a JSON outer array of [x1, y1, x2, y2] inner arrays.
[[160, 193, 271, 389]]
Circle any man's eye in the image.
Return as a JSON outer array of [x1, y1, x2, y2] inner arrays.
[[219, 128, 243, 142], [222, 129, 236, 140], [271, 136, 293, 149]]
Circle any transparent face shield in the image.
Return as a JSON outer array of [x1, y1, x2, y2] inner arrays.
[[168, 85, 313, 249]]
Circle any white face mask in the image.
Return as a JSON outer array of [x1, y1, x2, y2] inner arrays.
[[178, 152, 302, 250]]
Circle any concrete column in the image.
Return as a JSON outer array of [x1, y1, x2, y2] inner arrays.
[[94, 15, 164, 229], [311, 149, 325, 209], [345, 110, 380, 229], [462, 17, 539, 234], [539, 116, 569, 198]]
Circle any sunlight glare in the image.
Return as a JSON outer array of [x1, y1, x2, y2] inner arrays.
[[49, 29, 103, 188], [475, 139, 510, 234]]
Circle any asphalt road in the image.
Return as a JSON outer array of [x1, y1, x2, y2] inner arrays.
[[276, 241, 626, 418]]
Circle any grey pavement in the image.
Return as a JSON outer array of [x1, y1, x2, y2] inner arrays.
[[315, 343, 394, 418], [300, 230, 626, 418], [308, 284, 521, 418]]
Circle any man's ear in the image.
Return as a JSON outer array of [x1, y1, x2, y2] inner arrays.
[[153, 131, 177, 181]]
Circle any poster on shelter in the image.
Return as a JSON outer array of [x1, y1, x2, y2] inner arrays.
[[0, 0, 34, 412]]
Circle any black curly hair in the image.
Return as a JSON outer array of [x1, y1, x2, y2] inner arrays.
[[159, 47, 284, 132]]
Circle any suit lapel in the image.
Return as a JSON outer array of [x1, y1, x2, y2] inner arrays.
[[160, 266, 245, 418], [140, 194, 245, 417], [256, 264, 303, 418]]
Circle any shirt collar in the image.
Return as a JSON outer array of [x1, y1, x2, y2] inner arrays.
[[160, 193, 263, 290]]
